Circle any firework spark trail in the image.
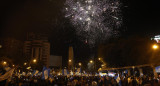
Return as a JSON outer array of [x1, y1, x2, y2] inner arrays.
[[64, 0, 122, 45]]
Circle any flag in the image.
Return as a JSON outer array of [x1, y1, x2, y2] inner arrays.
[[77, 68, 81, 73], [124, 70, 128, 74], [37, 72, 42, 76], [4, 67, 11, 72], [155, 66, 160, 73], [42, 66, 50, 80], [32, 70, 39, 76], [0, 68, 14, 81], [62, 69, 68, 75], [114, 76, 122, 86], [70, 71, 73, 75], [22, 72, 26, 76], [75, 68, 81, 75]]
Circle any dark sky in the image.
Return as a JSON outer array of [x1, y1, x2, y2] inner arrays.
[[0, 0, 160, 63], [123, 0, 160, 36], [0, 0, 160, 37]]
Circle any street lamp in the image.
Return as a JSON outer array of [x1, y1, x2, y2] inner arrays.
[[78, 62, 82, 66], [90, 60, 93, 63], [33, 59, 37, 63], [69, 59, 72, 63], [3, 61, 7, 65], [152, 44, 158, 50], [101, 64, 104, 67], [24, 62, 27, 65], [98, 68, 102, 71]]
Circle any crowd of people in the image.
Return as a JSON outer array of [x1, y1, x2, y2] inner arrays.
[[1, 74, 160, 86], [1, 66, 160, 86]]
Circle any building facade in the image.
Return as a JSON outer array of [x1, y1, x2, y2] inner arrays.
[[24, 33, 50, 67], [0, 38, 23, 64]]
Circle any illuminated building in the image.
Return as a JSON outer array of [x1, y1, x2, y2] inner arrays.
[[24, 33, 50, 67]]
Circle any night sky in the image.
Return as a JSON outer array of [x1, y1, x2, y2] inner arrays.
[[0, 0, 160, 65]]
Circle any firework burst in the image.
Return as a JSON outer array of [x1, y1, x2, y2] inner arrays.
[[64, 0, 122, 45]]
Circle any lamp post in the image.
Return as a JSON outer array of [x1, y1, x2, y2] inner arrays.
[[152, 44, 158, 50], [3, 61, 7, 65], [33, 59, 37, 63], [78, 62, 82, 66], [32, 59, 37, 70], [24, 62, 27, 66], [98, 58, 101, 61], [90, 60, 93, 64], [69, 59, 72, 63], [89, 60, 95, 73], [152, 44, 159, 78], [78, 62, 82, 75]]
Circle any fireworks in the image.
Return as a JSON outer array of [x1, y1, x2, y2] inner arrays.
[[64, 0, 122, 45]]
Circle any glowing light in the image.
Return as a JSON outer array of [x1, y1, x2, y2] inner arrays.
[[153, 44, 158, 50], [108, 72, 116, 77], [90, 60, 93, 63], [78, 62, 82, 66], [99, 68, 102, 70], [33, 59, 37, 63], [3, 61, 7, 65], [64, 0, 122, 45], [79, 17, 82, 20], [151, 35, 160, 43], [99, 72, 107, 76], [24, 62, 27, 65], [69, 60, 72, 62]]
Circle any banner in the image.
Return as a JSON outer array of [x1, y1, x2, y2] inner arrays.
[[155, 66, 160, 73], [42, 66, 50, 80], [124, 70, 128, 74], [0, 68, 14, 81], [62, 69, 68, 75], [4, 67, 11, 72], [70, 71, 73, 75], [32, 70, 39, 76], [77, 68, 81, 73], [114, 76, 122, 86]]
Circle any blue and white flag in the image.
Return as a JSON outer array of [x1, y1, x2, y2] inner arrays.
[[42, 66, 50, 80], [70, 71, 73, 75], [75, 68, 81, 75], [0, 68, 14, 81], [62, 69, 68, 75], [75, 68, 81, 73], [77, 68, 81, 73], [22, 72, 26, 76], [32, 70, 39, 76], [124, 70, 128, 73], [155, 66, 160, 73], [114, 76, 122, 86]]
